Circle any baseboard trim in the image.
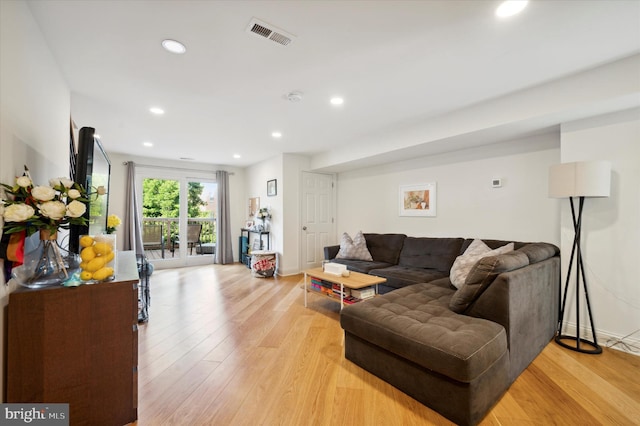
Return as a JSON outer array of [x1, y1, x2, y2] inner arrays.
[[276, 267, 303, 277], [560, 323, 640, 356]]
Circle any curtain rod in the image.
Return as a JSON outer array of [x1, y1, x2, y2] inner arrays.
[[122, 161, 234, 175]]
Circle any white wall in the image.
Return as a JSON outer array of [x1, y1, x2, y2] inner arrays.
[[0, 1, 70, 181], [0, 0, 71, 401], [336, 133, 561, 244], [245, 155, 283, 270], [244, 153, 311, 275], [281, 154, 311, 275], [560, 108, 640, 348]]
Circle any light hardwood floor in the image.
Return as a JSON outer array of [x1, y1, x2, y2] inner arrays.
[[134, 263, 640, 425]]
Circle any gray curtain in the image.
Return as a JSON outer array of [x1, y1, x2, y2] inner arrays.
[[123, 161, 144, 256], [215, 170, 234, 264]]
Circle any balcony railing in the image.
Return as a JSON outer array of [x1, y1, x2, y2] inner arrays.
[[142, 217, 216, 259]]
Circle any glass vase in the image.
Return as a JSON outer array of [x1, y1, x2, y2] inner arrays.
[[11, 229, 80, 288], [79, 233, 117, 283]]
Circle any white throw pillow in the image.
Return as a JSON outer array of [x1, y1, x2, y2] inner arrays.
[[335, 231, 373, 261], [449, 240, 514, 288]]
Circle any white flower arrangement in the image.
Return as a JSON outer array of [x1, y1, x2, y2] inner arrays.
[[256, 207, 271, 221], [1, 168, 89, 237]]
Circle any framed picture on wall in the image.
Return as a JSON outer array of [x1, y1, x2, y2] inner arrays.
[[248, 197, 259, 218], [399, 183, 437, 217], [267, 179, 277, 196]]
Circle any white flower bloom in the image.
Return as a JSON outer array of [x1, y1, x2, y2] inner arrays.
[[96, 186, 107, 195], [31, 186, 56, 201], [66, 200, 86, 218], [3, 204, 35, 222], [16, 176, 32, 187], [50, 177, 74, 188], [39, 201, 67, 220], [67, 189, 82, 199]]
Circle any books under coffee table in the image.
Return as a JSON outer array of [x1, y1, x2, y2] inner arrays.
[[303, 267, 387, 309]]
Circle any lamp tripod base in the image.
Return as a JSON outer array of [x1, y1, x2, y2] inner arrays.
[[555, 334, 603, 355], [555, 196, 603, 356]]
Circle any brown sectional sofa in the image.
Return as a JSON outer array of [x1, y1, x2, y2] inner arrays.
[[324, 234, 560, 426]]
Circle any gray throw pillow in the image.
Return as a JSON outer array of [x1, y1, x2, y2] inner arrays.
[[449, 251, 529, 313], [335, 231, 373, 261], [450, 239, 514, 289]]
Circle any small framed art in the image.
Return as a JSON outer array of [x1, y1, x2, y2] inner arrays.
[[399, 183, 437, 217], [248, 197, 259, 218], [267, 179, 277, 196]]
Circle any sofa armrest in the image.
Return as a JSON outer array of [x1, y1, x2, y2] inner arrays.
[[465, 256, 560, 383], [324, 245, 340, 260]]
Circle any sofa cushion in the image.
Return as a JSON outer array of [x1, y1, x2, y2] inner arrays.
[[340, 283, 507, 383], [450, 240, 514, 288], [363, 233, 406, 264], [397, 237, 464, 273], [449, 251, 530, 313], [369, 266, 447, 287], [516, 242, 559, 263], [330, 258, 394, 274], [336, 231, 373, 261], [324, 244, 340, 261]]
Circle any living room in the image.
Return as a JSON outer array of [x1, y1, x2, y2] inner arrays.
[[1, 0, 639, 424]]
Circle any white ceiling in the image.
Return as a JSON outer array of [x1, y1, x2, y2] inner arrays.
[[26, 0, 640, 170]]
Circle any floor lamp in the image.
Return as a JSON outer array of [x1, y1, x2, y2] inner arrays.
[[549, 160, 611, 355]]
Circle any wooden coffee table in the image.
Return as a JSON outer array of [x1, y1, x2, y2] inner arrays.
[[303, 267, 387, 309]]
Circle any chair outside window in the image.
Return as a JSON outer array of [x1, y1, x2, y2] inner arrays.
[[142, 224, 165, 259], [172, 223, 203, 256]]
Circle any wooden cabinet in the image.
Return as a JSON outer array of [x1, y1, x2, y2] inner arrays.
[[6, 251, 139, 426]]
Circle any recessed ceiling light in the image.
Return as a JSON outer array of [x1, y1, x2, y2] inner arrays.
[[143, 142, 153, 147], [233, 154, 241, 159], [330, 97, 344, 105], [149, 107, 165, 115], [271, 132, 282, 138], [495, 1, 528, 18], [161, 39, 186, 54]]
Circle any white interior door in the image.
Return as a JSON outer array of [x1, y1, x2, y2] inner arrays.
[[301, 171, 335, 270]]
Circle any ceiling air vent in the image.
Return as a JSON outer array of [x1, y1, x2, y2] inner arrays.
[[246, 18, 295, 47]]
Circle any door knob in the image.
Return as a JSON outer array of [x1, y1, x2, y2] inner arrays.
[[302, 226, 307, 231]]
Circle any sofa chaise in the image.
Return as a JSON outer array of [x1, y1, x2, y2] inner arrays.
[[324, 233, 560, 425]]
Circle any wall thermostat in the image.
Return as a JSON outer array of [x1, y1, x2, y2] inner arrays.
[[492, 178, 502, 188]]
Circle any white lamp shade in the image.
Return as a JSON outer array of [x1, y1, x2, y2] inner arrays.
[[549, 160, 611, 198]]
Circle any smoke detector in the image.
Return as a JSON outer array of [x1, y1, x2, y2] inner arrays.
[[286, 91, 303, 102], [246, 18, 296, 47]]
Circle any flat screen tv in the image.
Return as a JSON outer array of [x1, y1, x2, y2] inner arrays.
[[69, 127, 111, 253]]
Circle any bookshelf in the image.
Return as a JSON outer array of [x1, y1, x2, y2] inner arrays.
[[303, 267, 386, 309], [239, 228, 270, 267]]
